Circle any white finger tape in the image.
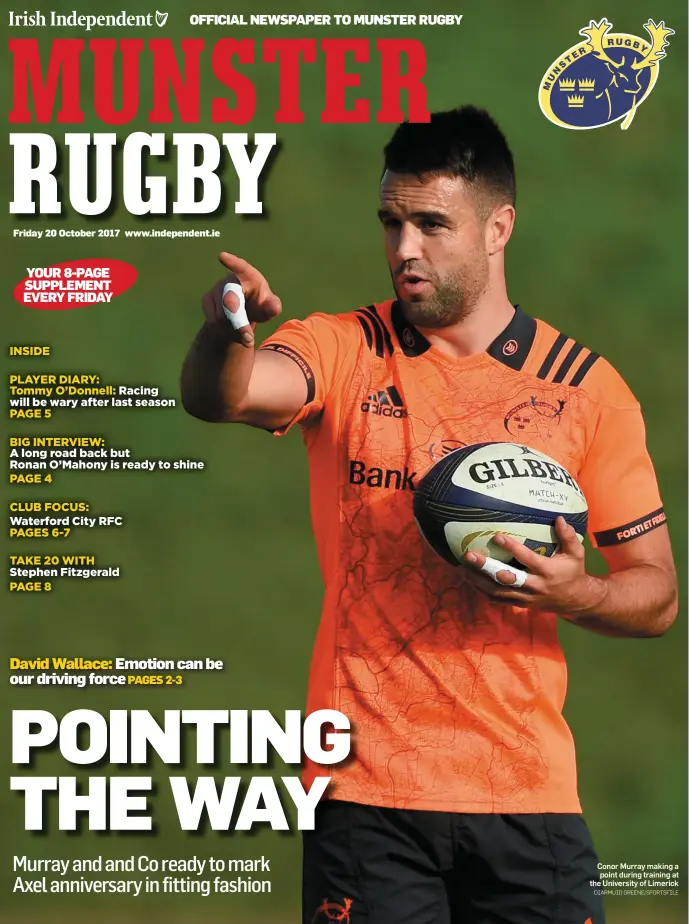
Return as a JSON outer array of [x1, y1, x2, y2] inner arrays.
[[480, 556, 528, 588], [222, 282, 249, 330]]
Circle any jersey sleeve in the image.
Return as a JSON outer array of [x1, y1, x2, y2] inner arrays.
[[577, 360, 665, 548], [259, 312, 351, 435]]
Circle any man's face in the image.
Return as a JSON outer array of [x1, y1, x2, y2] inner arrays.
[[378, 171, 490, 328]]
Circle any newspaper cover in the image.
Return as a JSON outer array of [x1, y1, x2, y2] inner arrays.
[[2, 2, 686, 923]]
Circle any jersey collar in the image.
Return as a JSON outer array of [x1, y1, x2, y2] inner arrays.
[[486, 305, 538, 370], [391, 301, 537, 370]]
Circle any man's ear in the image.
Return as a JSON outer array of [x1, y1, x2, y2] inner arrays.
[[485, 203, 516, 256]]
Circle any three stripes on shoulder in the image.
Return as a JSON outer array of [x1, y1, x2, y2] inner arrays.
[[354, 303, 600, 389], [356, 305, 395, 358], [537, 334, 599, 387]]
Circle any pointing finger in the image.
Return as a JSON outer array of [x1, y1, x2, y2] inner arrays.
[[219, 252, 260, 286], [218, 254, 282, 323]]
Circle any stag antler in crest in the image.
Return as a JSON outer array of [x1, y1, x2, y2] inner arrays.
[[632, 20, 675, 70], [579, 19, 620, 68]]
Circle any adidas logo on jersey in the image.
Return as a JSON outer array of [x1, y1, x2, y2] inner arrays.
[[360, 385, 408, 418]]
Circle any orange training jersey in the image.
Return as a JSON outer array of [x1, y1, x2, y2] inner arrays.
[[260, 301, 665, 813]]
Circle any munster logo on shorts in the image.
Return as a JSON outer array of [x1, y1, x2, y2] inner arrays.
[[360, 385, 407, 418], [311, 896, 353, 923]]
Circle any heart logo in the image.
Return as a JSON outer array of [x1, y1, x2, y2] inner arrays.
[[155, 10, 168, 26]]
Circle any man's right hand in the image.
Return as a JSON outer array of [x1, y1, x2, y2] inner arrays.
[[202, 252, 283, 347], [185, 251, 308, 428]]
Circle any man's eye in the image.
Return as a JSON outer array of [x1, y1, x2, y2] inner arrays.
[[382, 217, 400, 229], [422, 220, 441, 230]]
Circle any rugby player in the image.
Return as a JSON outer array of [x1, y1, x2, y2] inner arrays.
[[181, 107, 677, 924]]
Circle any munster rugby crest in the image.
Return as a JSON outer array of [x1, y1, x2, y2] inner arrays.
[[539, 19, 673, 130]]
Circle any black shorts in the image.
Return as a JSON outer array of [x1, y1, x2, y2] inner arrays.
[[303, 800, 605, 924]]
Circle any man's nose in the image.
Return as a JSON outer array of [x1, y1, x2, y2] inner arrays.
[[395, 224, 423, 263]]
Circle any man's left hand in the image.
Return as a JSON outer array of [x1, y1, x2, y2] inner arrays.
[[462, 516, 607, 613]]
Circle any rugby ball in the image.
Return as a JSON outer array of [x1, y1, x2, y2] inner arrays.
[[413, 442, 588, 566]]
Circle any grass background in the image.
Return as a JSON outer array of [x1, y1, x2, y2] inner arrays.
[[1, 0, 686, 921]]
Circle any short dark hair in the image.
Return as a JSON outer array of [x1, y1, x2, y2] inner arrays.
[[382, 106, 516, 208]]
